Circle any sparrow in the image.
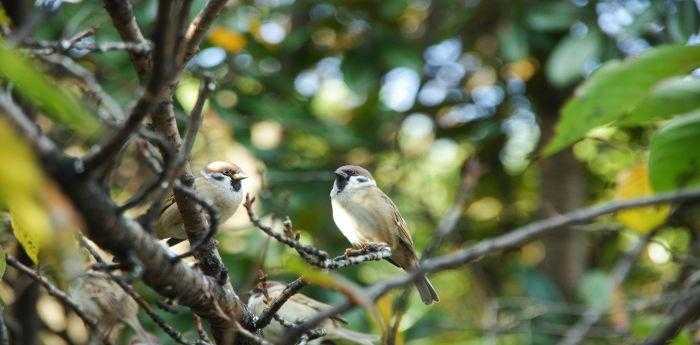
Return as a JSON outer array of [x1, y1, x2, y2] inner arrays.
[[154, 161, 247, 241], [69, 271, 154, 343], [247, 281, 379, 345], [330, 165, 439, 305]]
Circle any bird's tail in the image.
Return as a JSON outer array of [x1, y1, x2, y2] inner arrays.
[[414, 273, 439, 305], [328, 327, 379, 345]]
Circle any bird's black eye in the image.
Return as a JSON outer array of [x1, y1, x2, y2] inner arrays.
[[356, 177, 368, 183], [212, 173, 225, 181]]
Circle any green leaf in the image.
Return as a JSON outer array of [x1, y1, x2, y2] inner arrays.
[[0, 39, 99, 137], [649, 111, 700, 192], [0, 251, 6, 281], [544, 45, 700, 155], [619, 76, 700, 125], [526, 1, 579, 32], [546, 31, 601, 87]]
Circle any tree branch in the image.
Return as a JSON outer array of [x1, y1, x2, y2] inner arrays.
[[102, 0, 151, 75], [5, 255, 111, 345], [243, 194, 391, 269], [178, 0, 230, 65], [559, 229, 658, 345], [254, 278, 306, 330], [281, 188, 700, 343]]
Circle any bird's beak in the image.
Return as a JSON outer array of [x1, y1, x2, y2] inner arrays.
[[334, 170, 348, 179], [233, 173, 248, 180]]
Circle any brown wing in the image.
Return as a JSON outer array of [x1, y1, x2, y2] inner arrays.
[[289, 293, 348, 324], [377, 190, 414, 248]]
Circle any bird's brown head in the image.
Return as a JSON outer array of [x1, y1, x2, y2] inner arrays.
[[204, 161, 247, 191], [333, 165, 375, 193]]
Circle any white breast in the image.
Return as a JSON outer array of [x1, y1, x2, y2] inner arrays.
[[331, 199, 363, 245]]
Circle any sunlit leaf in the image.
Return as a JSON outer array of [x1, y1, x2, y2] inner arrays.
[[0, 39, 99, 137], [615, 162, 670, 233], [0, 120, 51, 262], [619, 76, 700, 125], [0, 251, 6, 280], [546, 30, 601, 87], [649, 111, 700, 192], [208, 26, 247, 53], [544, 45, 700, 155]]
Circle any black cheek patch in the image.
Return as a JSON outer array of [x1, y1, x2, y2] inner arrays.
[[231, 179, 242, 192], [335, 177, 348, 193]]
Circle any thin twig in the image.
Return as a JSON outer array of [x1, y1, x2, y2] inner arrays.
[[171, 181, 220, 262], [179, 0, 230, 65], [25, 39, 152, 55], [78, 237, 205, 345], [235, 322, 273, 345], [558, 229, 659, 345], [244, 194, 391, 269], [82, 0, 178, 173], [281, 187, 700, 343], [254, 278, 307, 330], [5, 255, 112, 345], [193, 314, 212, 344], [102, 0, 151, 75]]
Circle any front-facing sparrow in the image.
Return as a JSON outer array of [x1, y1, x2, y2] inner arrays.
[[155, 161, 247, 241], [330, 165, 439, 305]]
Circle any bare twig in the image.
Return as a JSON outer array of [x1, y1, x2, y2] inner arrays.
[[235, 322, 273, 345], [178, 0, 230, 65], [244, 194, 392, 269], [25, 39, 151, 55], [194, 314, 212, 344], [171, 181, 221, 264], [558, 229, 659, 345], [82, 0, 178, 173], [640, 294, 700, 345], [79, 236, 207, 345], [281, 187, 700, 343], [5, 255, 111, 345], [254, 278, 307, 330], [102, 0, 151, 75]]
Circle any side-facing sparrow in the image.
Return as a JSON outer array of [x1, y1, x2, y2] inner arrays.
[[69, 271, 154, 343], [330, 165, 439, 305], [155, 161, 247, 241], [247, 281, 379, 345]]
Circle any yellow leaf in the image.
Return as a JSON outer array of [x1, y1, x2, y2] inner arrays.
[[9, 196, 51, 263], [615, 162, 670, 233], [0, 120, 51, 262], [208, 26, 246, 53]]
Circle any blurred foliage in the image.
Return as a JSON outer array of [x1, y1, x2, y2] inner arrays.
[[5, 0, 700, 344]]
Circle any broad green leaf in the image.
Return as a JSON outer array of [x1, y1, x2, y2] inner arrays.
[[544, 45, 700, 155], [649, 111, 700, 192], [0, 120, 51, 262], [619, 76, 700, 125], [0, 39, 99, 137], [615, 163, 670, 233], [546, 31, 601, 87]]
